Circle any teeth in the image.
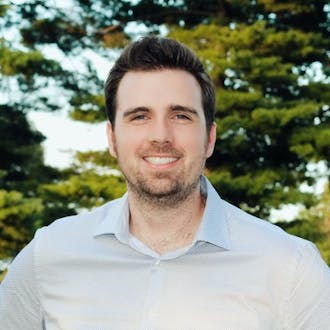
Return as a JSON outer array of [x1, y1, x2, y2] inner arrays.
[[145, 157, 178, 165]]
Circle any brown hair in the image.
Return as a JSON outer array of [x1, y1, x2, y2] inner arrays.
[[104, 36, 215, 133]]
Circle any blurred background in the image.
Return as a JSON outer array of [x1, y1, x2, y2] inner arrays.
[[0, 0, 329, 280]]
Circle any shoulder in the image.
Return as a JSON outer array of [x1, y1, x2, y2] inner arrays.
[[36, 197, 121, 238], [223, 200, 330, 327], [221, 199, 317, 260], [221, 200, 330, 299], [24, 196, 127, 281], [31, 197, 124, 260]]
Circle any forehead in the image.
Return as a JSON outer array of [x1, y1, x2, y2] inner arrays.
[[116, 69, 203, 112]]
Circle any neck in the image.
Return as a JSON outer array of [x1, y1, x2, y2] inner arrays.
[[128, 185, 205, 255]]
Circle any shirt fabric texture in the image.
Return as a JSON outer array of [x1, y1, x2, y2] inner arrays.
[[1, 177, 330, 330]]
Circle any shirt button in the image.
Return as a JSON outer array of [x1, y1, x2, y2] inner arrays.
[[155, 259, 160, 266]]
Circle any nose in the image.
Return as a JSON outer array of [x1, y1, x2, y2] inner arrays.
[[148, 117, 173, 144]]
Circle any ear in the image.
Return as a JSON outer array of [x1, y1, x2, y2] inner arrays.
[[206, 122, 217, 158], [106, 121, 117, 158]]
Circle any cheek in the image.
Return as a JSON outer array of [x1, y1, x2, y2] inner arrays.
[[115, 132, 141, 157], [183, 135, 208, 157]]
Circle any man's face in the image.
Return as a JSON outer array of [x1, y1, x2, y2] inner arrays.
[[107, 69, 216, 205]]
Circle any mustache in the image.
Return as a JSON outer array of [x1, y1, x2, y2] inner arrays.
[[139, 142, 183, 157]]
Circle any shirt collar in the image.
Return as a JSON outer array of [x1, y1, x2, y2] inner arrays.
[[194, 177, 231, 250], [93, 192, 131, 245], [93, 176, 231, 251]]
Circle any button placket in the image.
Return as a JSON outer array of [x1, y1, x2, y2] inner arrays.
[[140, 259, 164, 329]]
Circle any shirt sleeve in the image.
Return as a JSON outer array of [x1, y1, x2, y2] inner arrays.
[[284, 241, 330, 329], [0, 239, 44, 329]]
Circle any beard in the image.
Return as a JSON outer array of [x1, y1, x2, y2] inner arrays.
[[117, 142, 206, 208], [124, 170, 202, 208]]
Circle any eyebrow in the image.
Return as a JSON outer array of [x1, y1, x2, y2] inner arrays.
[[122, 104, 200, 118], [169, 104, 199, 117], [122, 107, 150, 118]]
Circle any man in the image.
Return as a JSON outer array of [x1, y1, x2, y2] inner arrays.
[[0, 37, 329, 329]]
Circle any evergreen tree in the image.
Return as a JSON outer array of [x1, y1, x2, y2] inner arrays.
[[39, 151, 126, 226], [0, 0, 329, 262], [0, 189, 43, 259], [0, 3, 64, 258], [169, 19, 329, 217], [280, 182, 330, 265]]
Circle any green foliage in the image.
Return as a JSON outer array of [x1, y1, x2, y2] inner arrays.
[[0, 1, 9, 17], [39, 152, 126, 222], [70, 93, 106, 122], [0, 104, 58, 259], [0, 43, 62, 78], [21, 17, 87, 52], [0, 190, 43, 259], [278, 182, 330, 265], [169, 20, 329, 217], [290, 126, 330, 160], [0, 268, 7, 283], [17, 0, 131, 51], [75, 150, 121, 170], [0, 105, 58, 193], [41, 172, 125, 210]]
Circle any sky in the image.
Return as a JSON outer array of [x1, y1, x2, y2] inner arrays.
[[28, 110, 107, 168], [5, 0, 162, 168], [24, 47, 113, 168], [22, 2, 151, 169]]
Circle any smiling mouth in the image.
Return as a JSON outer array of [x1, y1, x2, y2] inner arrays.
[[144, 157, 179, 165]]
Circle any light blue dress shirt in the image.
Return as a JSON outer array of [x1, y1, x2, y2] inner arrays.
[[1, 178, 329, 329]]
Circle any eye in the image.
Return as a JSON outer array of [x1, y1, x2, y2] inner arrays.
[[131, 114, 148, 121], [174, 113, 191, 121]]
